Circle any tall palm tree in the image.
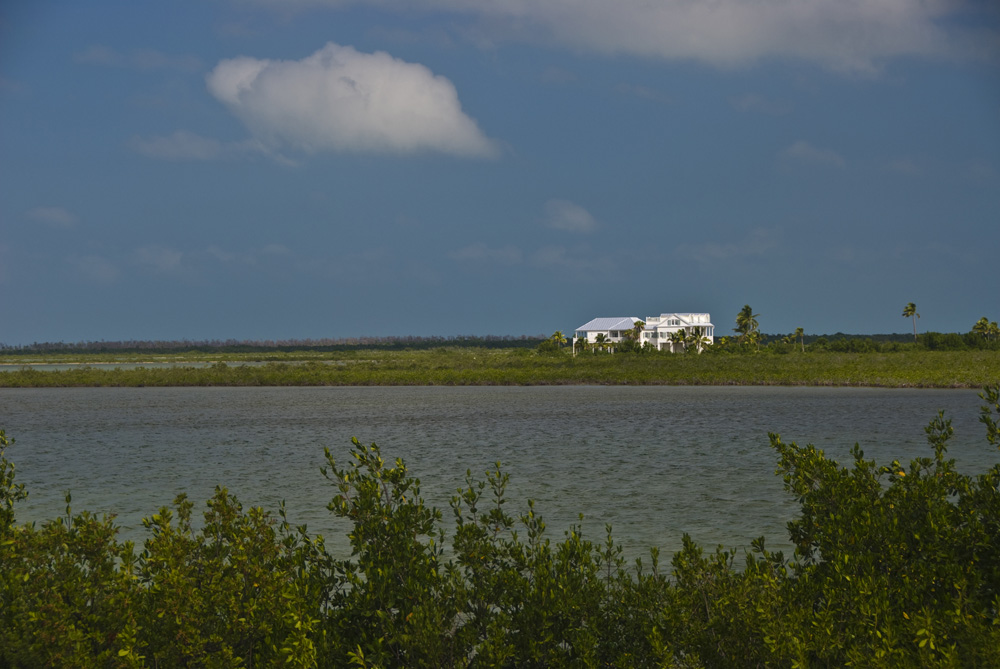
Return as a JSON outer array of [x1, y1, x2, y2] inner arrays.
[[550, 331, 567, 347], [735, 305, 760, 350], [902, 303, 920, 342], [795, 327, 805, 353], [594, 333, 608, 354], [629, 320, 645, 343]]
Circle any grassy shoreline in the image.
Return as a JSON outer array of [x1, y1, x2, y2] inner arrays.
[[1, 348, 997, 388]]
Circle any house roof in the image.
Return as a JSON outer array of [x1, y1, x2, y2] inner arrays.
[[645, 313, 713, 328], [575, 317, 641, 331]]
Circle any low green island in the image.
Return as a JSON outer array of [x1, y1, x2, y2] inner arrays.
[[1, 336, 998, 388]]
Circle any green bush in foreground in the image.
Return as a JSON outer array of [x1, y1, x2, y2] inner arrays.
[[2, 388, 1000, 667]]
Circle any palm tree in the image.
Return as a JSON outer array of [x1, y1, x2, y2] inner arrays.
[[594, 333, 609, 354], [795, 327, 805, 353], [550, 331, 567, 347], [902, 303, 920, 342], [686, 326, 710, 354], [973, 317, 991, 339], [735, 305, 760, 350], [629, 320, 645, 343], [668, 329, 686, 354]]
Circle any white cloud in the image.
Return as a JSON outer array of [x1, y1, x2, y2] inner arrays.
[[245, 0, 993, 73], [450, 242, 522, 265], [26, 206, 77, 229], [781, 140, 846, 168], [205, 42, 499, 157], [544, 199, 598, 233]]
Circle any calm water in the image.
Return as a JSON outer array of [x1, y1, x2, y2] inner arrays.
[[0, 386, 992, 563]]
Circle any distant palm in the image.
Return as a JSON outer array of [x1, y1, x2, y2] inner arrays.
[[795, 327, 805, 353], [735, 305, 760, 350], [902, 303, 920, 342], [550, 331, 567, 347], [973, 317, 990, 339]]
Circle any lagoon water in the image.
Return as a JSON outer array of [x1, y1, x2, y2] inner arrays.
[[0, 386, 993, 563]]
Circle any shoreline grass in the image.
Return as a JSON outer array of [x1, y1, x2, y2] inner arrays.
[[1, 348, 997, 388]]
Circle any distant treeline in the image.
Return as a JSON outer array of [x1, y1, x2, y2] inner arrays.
[[2, 330, 997, 357], [800, 332, 999, 353], [0, 334, 547, 355]]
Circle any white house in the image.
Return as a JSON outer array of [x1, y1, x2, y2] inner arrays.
[[642, 313, 714, 352], [574, 312, 714, 353], [573, 317, 642, 351]]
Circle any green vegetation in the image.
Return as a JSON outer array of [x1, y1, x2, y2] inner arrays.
[[2, 388, 1000, 666], [903, 302, 921, 342], [1, 347, 998, 388], [4, 307, 1000, 388]]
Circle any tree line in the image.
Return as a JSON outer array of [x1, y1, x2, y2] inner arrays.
[[0, 335, 546, 356]]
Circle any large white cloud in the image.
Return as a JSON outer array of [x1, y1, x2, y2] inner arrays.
[[206, 42, 499, 157], [246, 0, 994, 73]]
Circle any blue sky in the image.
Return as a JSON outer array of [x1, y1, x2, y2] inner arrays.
[[2, 0, 998, 344]]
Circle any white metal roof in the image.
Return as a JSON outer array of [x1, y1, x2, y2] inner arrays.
[[575, 317, 641, 331]]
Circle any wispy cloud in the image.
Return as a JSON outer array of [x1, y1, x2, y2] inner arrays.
[[26, 206, 78, 229], [615, 83, 670, 103], [74, 45, 202, 72], [676, 228, 779, 264], [205, 42, 499, 158], [132, 245, 184, 273], [781, 140, 845, 168], [450, 243, 523, 265], [129, 131, 288, 164], [130, 131, 225, 161], [731, 93, 789, 115], [529, 244, 618, 276], [247, 0, 996, 73], [886, 158, 921, 175], [74, 255, 119, 284], [539, 66, 577, 84], [544, 199, 598, 233]]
